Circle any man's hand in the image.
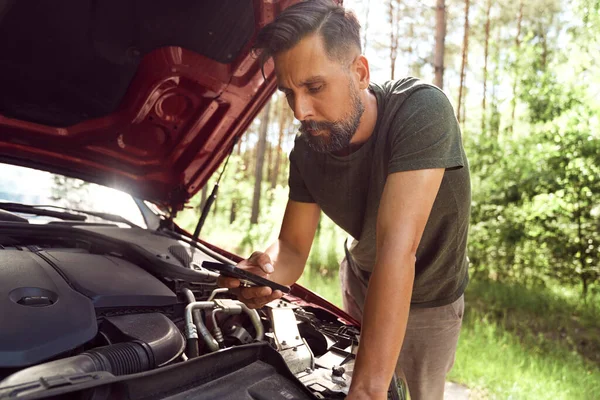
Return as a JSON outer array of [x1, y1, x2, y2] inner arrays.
[[217, 251, 284, 309], [345, 388, 387, 400], [217, 200, 320, 308]]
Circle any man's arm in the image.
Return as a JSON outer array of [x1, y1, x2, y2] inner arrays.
[[218, 199, 321, 308], [266, 199, 321, 285], [347, 168, 445, 400]]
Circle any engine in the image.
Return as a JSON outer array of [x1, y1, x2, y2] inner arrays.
[[0, 225, 364, 400]]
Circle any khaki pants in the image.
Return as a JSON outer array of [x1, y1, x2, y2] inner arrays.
[[340, 257, 464, 400]]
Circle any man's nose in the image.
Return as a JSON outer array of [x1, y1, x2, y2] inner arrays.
[[292, 95, 313, 121]]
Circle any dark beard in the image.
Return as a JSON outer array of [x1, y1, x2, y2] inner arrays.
[[299, 84, 365, 153]]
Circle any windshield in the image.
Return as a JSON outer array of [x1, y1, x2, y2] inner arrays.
[[0, 163, 146, 228]]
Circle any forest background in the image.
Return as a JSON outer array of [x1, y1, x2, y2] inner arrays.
[[174, 0, 600, 398]]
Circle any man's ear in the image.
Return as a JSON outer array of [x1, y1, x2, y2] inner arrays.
[[354, 55, 370, 90]]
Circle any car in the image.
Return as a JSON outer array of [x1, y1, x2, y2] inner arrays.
[[0, 1, 403, 399]]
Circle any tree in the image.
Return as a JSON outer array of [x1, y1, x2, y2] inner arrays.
[[388, 0, 402, 80], [481, 0, 492, 132], [271, 97, 291, 189], [433, 0, 446, 89], [456, 0, 470, 125], [250, 101, 271, 225], [508, 0, 524, 134], [362, 0, 371, 53]]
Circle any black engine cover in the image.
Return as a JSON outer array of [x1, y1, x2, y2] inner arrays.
[[0, 250, 96, 368], [0, 249, 177, 368]]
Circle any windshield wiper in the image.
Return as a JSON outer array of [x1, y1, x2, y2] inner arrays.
[[0, 203, 86, 221], [37, 205, 136, 227], [0, 203, 136, 227]]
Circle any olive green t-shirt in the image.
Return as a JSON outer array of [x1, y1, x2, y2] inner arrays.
[[288, 77, 470, 308]]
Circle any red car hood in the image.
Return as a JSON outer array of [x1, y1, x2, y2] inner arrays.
[[0, 0, 296, 211]]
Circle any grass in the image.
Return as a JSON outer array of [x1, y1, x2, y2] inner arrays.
[[450, 311, 600, 399]]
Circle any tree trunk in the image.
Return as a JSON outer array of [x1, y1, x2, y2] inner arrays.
[[456, 0, 470, 126], [509, 0, 524, 133], [407, 21, 417, 76], [489, 28, 501, 138], [362, 0, 371, 53], [539, 16, 553, 71], [266, 142, 273, 185], [434, 0, 446, 89], [271, 99, 287, 189], [481, 0, 492, 133], [240, 133, 249, 178], [250, 101, 271, 225], [388, 0, 399, 80]]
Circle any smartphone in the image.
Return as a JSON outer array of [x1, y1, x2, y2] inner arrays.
[[202, 261, 290, 294]]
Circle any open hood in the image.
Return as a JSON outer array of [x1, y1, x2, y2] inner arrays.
[[0, 0, 296, 211]]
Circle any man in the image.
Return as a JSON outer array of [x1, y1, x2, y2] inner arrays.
[[218, 1, 470, 399]]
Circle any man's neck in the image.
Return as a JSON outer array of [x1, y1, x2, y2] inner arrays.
[[331, 88, 378, 157]]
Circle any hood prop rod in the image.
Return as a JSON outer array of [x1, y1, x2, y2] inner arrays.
[[191, 137, 237, 247]]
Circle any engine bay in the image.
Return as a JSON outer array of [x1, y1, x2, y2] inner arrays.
[[0, 223, 361, 400]]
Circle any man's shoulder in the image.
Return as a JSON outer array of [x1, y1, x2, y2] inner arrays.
[[371, 77, 447, 105], [371, 78, 456, 129]]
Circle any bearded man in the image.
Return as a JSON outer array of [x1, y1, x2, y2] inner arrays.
[[218, 1, 471, 399]]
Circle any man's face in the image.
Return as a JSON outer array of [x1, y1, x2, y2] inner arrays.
[[274, 34, 364, 153]]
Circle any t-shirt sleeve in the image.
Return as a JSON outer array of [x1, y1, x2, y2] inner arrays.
[[288, 146, 316, 203], [388, 87, 465, 174]]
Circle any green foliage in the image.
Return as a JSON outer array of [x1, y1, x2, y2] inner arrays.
[[466, 88, 600, 297], [465, 0, 600, 297], [297, 270, 343, 308], [520, 70, 576, 124]]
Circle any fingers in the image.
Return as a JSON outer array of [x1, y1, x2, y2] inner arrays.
[[216, 281, 284, 309], [239, 286, 272, 299], [217, 275, 240, 289], [243, 290, 284, 309], [247, 251, 274, 274], [216, 252, 280, 309]]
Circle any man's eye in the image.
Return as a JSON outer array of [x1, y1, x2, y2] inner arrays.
[[308, 85, 323, 93]]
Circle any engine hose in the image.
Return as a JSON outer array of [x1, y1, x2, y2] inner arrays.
[[85, 341, 153, 375], [185, 340, 199, 359], [239, 303, 264, 341], [0, 341, 154, 388], [182, 289, 219, 354], [211, 309, 225, 345], [181, 290, 264, 356]]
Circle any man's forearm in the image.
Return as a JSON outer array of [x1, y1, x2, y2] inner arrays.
[[348, 255, 415, 399], [265, 239, 308, 286]]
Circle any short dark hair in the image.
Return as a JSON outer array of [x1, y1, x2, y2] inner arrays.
[[254, 0, 361, 70]]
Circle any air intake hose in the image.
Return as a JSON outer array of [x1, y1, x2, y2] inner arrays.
[[0, 341, 153, 388], [85, 341, 153, 375]]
